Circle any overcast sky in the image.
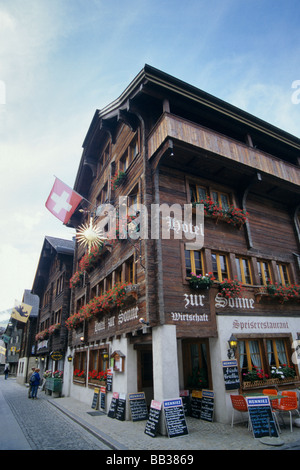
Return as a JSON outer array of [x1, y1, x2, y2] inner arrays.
[[1, 0, 300, 325]]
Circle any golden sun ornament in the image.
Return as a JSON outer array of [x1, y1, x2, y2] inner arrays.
[[76, 219, 106, 253]]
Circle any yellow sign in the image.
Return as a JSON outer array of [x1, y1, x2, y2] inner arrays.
[[11, 302, 32, 323]]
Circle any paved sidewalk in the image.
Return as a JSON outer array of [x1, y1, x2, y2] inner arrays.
[[44, 393, 300, 451]]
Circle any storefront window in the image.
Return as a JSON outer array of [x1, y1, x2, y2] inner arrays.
[[88, 348, 108, 382], [238, 337, 296, 384]]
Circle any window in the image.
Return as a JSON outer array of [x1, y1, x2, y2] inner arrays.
[[55, 275, 64, 296], [119, 135, 139, 172], [43, 289, 51, 307], [185, 250, 204, 277], [238, 337, 294, 383], [127, 184, 140, 212], [257, 260, 272, 285], [98, 182, 108, 204], [190, 184, 207, 203], [54, 308, 62, 324], [115, 265, 123, 284], [189, 182, 232, 211], [98, 143, 110, 175], [266, 339, 288, 369], [239, 339, 263, 378], [211, 252, 229, 281], [125, 256, 135, 284], [73, 351, 87, 381], [106, 274, 112, 291], [89, 347, 109, 382], [235, 257, 252, 284], [276, 263, 290, 286], [76, 296, 85, 311]]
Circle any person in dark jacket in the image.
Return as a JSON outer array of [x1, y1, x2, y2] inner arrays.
[[28, 368, 35, 398], [4, 364, 9, 380], [30, 368, 40, 399]]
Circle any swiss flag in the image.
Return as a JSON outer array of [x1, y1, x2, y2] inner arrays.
[[45, 178, 82, 224]]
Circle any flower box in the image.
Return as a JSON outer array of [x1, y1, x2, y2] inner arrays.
[[45, 377, 63, 393], [243, 376, 299, 389], [73, 376, 86, 385], [88, 379, 106, 387]]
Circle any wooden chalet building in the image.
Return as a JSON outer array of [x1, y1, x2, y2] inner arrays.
[[66, 65, 300, 424], [32, 236, 75, 375], [17, 289, 39, 385]]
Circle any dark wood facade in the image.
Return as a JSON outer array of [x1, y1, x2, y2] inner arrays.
[[32, 236, 74, 368], [67, 65, 300, 421]]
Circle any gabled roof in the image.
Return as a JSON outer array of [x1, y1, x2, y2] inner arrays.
[[44, 236, 75, 255], [23, 289, 39, 318], [32, 236, 75, 295]]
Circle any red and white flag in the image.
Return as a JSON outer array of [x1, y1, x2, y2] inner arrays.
[[45, 178, 82, 224]]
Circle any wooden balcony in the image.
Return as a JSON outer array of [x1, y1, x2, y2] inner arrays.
[[148, 113, 300, 187]]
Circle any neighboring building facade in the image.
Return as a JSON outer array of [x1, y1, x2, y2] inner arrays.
[[63, 65, 299, 424], [31, 236, 75, 376], [17, 289, 39, 384]]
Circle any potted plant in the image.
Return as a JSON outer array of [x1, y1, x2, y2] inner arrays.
[[188, 272, 215, 289]]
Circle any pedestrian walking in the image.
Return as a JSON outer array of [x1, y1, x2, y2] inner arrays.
[[4, 364, 9, 380], [30, 368, 41, 399], [28, 367, 35, 398]]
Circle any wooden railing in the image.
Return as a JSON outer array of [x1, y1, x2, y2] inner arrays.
[[148, 113, 300, 187]]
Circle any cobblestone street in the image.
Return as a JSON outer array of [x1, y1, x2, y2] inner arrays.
[[0, 377, 110, 450]]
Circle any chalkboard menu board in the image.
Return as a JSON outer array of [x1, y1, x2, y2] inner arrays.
[[163, 398, 188, 438], [129, 392, 148, 421], [246, 396, 279, 439], [115, 393, 126, 421], [100, 386, 106, 411], [190, 390, 202, 419], [108, 392, 119, 418], [91, 387, 100, 410], [180, 390, 191, 416], [200, 390, 214, 422], [144, 400, 162, 438], [106, 370, 113, 392], [222, 360, 240, 390]]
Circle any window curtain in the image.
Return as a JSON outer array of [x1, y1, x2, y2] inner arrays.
[[238, 341, 245, 369], [275, 339, 287, 365], [249, 340, 262, 368]]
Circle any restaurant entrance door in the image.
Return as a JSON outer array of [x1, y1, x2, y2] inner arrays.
[[182, 339, 212, 390], [137, 345, 153, 406]]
